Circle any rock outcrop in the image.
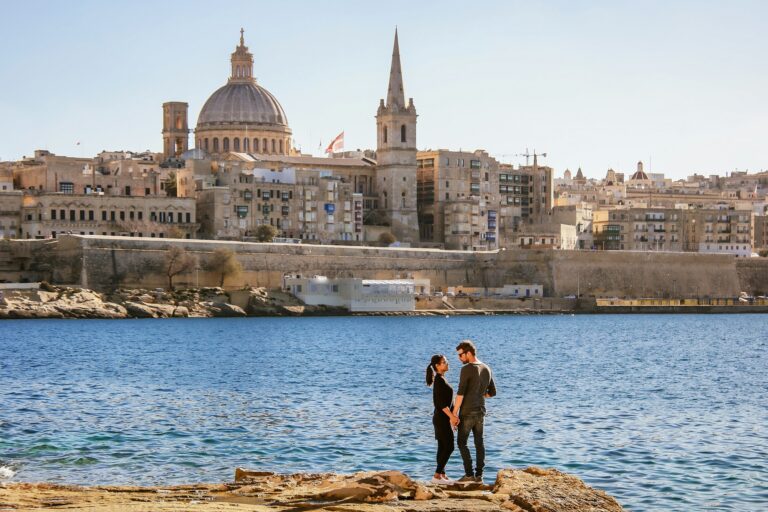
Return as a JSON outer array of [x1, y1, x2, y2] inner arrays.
[[0, 467, 624, 511]]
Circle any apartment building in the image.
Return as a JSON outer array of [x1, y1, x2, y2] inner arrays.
[[192, 155, 365, 242], [593, 206, 754, 256], [416, 150, 553, 250]]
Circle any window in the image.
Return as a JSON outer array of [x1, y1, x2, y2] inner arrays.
[[236, 205, 248, 218], [271, 139, 276, 153], [186, 213, 191, 223], [243, 138, 249, 152], [223, 138, 229, 151], [125, 186, 131, 196], [138, 212, 143, 221], [263, 138, 268, 153], [254, 138, 259, 152], [129, 211, 134, 221], [383, 125, 387, 143], [279, 139, 284, 154], [204, 138, 209, 151], [101, 211, 107, 221], [119, 211, 125, 221], [88, 210, 94, 221], [110, 211, 116, 221], [60, 182, 74, 194], [401, 124, 406, 142], [51, 209, 56, 220], [69, 210, 75, 221], [233, 138, 240, 152], [213, 138, 219, 152]]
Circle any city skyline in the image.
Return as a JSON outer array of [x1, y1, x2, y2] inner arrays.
[[1, 0, 766, 179]]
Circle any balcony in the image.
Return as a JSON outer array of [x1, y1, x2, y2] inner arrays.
[[653, 228, 666, 232]]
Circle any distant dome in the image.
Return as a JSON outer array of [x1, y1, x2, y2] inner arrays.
[[197, 82, 288, 127], [631, 169, 649, 181]]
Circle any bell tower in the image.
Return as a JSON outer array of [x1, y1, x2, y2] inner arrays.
[[162, 101, 189, 159], [375, 29, 419, 243]]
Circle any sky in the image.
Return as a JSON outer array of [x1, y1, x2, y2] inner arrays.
[[0, 0, 766, 180]]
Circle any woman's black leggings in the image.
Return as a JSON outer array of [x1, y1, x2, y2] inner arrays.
[[436, 436, 454, 473], [434, 416, 455, 474]]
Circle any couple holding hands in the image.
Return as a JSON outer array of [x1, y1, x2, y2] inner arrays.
[[426, 339, 496, 484]]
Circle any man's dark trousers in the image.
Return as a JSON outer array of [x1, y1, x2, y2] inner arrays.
[[457, 412, 485, 477]]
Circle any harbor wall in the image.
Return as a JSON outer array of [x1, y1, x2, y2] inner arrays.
[[47, 235, 768, 297]]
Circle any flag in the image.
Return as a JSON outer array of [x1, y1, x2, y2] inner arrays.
[[325, 131, 344, 155]]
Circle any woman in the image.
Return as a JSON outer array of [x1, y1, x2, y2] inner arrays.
[[426, 354, 459, 483]]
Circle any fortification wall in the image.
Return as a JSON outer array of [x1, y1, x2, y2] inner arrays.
[[50, 235, 768, 298]]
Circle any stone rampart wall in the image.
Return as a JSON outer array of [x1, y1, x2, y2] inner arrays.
[[50, 235, 768, 297]]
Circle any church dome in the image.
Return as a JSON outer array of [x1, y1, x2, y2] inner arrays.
[[197, 82, 288, 127]]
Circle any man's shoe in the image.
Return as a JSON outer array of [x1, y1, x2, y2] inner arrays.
[[474, 475, 484, 483], [457, 475, 476, 483]]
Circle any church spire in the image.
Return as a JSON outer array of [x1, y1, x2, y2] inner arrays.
[[386, 28, 405, 109]]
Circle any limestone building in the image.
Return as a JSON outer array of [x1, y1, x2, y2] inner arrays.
[[172, 29, 419, 244], [10, 150, 197, 239], [194, 30, 292, 157], [374, 29, 419, 242]]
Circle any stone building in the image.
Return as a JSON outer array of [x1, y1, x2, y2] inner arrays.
[[10, 150, 197, 239], [194, 30, 292, 157], [593, 205, 753, 256], [416, 150, 553, 250], [192, 154, 365, 242], [19, 193, 197, 239], [373, 29, 419, 242], [170, 29, 419, 244]]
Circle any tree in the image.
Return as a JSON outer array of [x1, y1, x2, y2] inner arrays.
[[254, 224, 278, 242], [206, 248, 242, 287], [759, 249, 768, 258], [164, 245, 194, 290], [378, 232, 396, 246], [164, 172, 178, 198]]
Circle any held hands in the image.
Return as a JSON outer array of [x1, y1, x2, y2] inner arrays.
[[450, 415, 460, 430]]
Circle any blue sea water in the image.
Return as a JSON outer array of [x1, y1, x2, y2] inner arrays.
[[0, 315, 767, 510]]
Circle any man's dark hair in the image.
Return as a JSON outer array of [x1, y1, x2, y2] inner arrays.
[[456, 340, 476, 355]]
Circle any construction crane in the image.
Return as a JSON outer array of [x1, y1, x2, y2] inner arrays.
[[492, 148, 548, 166], [515, 148, 547, 166]]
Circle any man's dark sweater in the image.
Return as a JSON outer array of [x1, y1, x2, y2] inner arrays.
[[457, 361, 496, 415]]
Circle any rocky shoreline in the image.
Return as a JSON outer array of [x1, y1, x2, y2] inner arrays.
[[0, 467, 624, 511], [0, 284, 560, 320]]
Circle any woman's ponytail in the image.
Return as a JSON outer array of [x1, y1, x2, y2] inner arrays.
[[426, 354, 444, 386]]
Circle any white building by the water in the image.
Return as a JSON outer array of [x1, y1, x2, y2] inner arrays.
[[283, 275, 415, 312]]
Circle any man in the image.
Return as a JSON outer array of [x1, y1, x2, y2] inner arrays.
[[451, 339, 496, 483]]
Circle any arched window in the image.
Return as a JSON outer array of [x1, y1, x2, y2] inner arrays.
[[175, 115, 182, 130], [223, 138, 229, 151], [196, 138, 201, 148], [263, 138, 268, 153], [213, 138, 219, 152], [236, 65, 241, 77], [233, 138, 240, 152], [204, 138, 209, 151], [243, 138, 249, 152], [271, 139, 276, 153], [279, 139, 284, 154], [401, 191, 406, 208], [254, 138, 259, 152], [383, 191, 388, 209], [383, 125, 387, 143], [401, 124, 406, 142]]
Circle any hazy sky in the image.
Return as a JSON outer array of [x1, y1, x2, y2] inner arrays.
[[1, 0, 765, 179]]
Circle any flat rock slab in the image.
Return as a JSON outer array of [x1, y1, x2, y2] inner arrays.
[[0, 467, 624, 511]]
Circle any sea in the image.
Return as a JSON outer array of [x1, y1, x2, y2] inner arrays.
[[1, 315, 766, 510]]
